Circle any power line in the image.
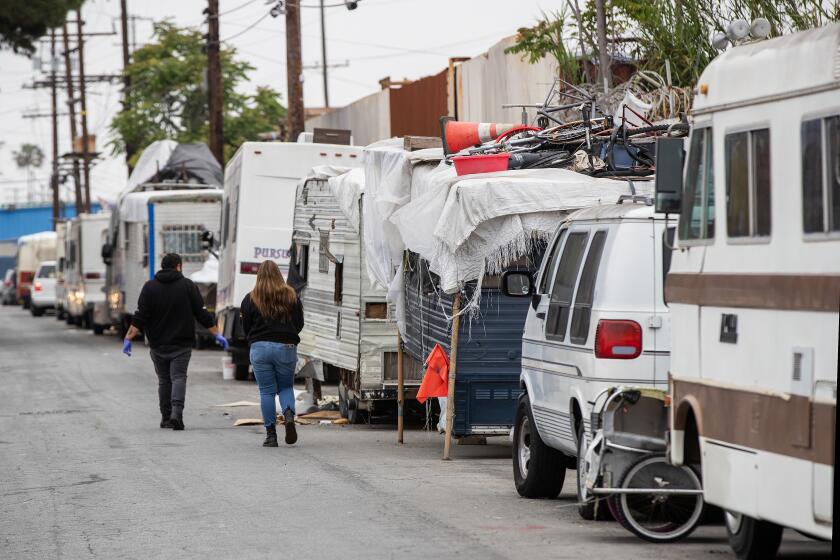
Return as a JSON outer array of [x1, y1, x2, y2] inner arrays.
[[220, 11, 273, 42], [220, 0, 262, 16]]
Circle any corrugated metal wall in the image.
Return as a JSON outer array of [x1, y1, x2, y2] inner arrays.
[[389, 69, 448, 138], [402, 255, 527, 436]]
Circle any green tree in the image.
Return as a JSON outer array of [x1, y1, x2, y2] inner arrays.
[[0, 0, 82, 53], [12, 143, 45, 201], [109, 21, 286, 166]]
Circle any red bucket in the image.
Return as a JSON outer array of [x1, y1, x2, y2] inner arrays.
[[452, 153, 510, 176]]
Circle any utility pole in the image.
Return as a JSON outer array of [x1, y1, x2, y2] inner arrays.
[[61, 23, 84, 215], [285, 0, 305, 140], [319, 0, 329, 108], [75, 10, 92, 213], [49, 29, 60, 225], [594, 0, 611, 92], [120, 0, 135, 171], [206, 0, 224, 166]]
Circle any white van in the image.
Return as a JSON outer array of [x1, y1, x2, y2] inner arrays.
[[216, 142, 362, 379], [30, 260, 58, 316], [65, 213, 111, 333], [104, 186, 222, 336], [502, 200, 674, 518], [655, 24, 837, 556]]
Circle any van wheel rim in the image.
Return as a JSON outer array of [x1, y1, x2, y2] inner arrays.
[[517, 415, 531, 479]]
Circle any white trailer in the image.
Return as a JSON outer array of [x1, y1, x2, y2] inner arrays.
[[55, 221, 68, 319], [654, 23, 838, 557], [216, 142, 362, 379], [104, 186, 223, 336], [65, 213, 111, 333], [293, 167, 402, 421], [15, 231, 57, 309]]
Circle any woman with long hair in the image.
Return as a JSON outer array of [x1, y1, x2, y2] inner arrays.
[[240, 260, 304, 447]]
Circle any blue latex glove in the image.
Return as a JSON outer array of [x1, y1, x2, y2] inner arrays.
[[214, 333, 229, 351], [122, 338, 132, 357]]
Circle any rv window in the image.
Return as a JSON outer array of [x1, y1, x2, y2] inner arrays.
[[726, 128, 771, 239], [334, 261, 343, 305], [298, 243, 309, 281], [319, 232, 330, 273], [679, 128, 714, 241], [546, 231, 588, 341], [538, 229, 567, 294], [162, 225, 204, 262], [222, 199, 230, 247], [801, 115, 840, 233], [570, 231, 607, 345]]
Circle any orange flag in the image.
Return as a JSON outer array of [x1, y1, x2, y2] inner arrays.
[[416, 343, 450, 404]]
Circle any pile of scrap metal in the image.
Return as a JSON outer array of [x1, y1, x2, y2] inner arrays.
[[440, 77, 690, 177]]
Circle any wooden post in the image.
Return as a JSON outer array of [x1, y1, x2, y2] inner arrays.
[[206, 0, 224, 166], [397, 331, 404, 444], [442, 291, 462, 460], [61, 23, 83, 214], [49, 29, 60, 226], [285, 0, 305, 140], [75, 10, 92, 213]]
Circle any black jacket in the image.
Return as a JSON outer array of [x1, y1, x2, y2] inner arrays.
[[131, 269, 215, 349], [240, 293, 304, 345]]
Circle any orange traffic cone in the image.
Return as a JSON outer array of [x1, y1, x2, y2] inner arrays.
[[439, 116, 524, 154]]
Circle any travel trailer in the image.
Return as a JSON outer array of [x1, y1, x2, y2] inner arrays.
[[104, 187, 223, 336], [55, 221, 68, 319], [291, 167, 404, 421], [216, 142, 362, 379], [15, 231, 57, 309], [65, 213, 111, 333], [654, 24, 838, 557]]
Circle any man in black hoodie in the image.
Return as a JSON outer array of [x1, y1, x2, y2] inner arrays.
[[123, 253, 228, 430]]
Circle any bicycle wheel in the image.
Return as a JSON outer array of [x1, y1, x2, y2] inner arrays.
[[609, 453, 704, 543]]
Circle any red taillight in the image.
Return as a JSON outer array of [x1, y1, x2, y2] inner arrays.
[[594, 320, 642, 359], [240, 262, 260, 274], [84, 272, 101, 280], [34, 281, 42, 292]]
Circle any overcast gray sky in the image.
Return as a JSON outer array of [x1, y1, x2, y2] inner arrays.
[[0, 0, 554, 204]]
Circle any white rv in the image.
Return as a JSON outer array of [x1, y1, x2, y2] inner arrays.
[[293, 167, 401, 421], [65, 213, 111, 333], [15, 231, 57, 309], [104, 186, 223, 336], [216, 142, 362, 379], [55, 221, 68, 319], [655, 24, 838, 557]]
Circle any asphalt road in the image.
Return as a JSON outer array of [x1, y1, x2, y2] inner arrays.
[[0, 305, 832, 560]]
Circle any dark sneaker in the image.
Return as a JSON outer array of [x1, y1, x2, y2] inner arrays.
[[170, 415, 185, 431], [283, 409, 297, 445], [160, 417, 173, 429], [263, 425, 278, 447]]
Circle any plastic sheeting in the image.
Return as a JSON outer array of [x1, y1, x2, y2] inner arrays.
[[124, 141, 222, 193], [127, 140, 177, 191], [327, 167, 365, 233], [118, 188, 221, 223], [189, 254, 219, 285], [390, 168, 652, 294], [362, 141, 444, 290]]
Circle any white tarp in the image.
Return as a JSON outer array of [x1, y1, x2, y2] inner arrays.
[[118, 188, 221, 222], [362, 141, 444, 290], [126, 140, 178, 192], [390, 168, 652, 295], [327, 167, 365, 233], [189, 253, 219, 284]]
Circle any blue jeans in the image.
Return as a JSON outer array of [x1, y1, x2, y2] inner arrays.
[[250, 342, 297, 427]]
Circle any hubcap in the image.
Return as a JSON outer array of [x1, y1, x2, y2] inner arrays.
[[725, 511, 743, 534], [517, 415, 531, 479]]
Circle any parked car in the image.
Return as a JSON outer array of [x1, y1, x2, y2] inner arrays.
[[501, 199, 675, 519], [30, 260, 58, 316], [1, 269, 16, 305]]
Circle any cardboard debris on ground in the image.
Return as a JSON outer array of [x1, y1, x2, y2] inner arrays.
[[298, 410, 341, 420], [214, 401, 261, 408], [332, 418, 350, 425], [233, 418, 264, 426]]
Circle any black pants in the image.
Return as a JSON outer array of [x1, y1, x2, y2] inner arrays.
[[150, 347, 192, 418]]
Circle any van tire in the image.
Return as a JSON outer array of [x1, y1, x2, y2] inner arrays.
[[30, 305, 44, 317], [93, 324, 105, 335], [725, 512, 783, 560], [576, 430, 612, 520], [512, 393, 566, 498]]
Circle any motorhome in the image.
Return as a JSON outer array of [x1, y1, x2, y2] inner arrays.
[[104, 187, 223, 335], [291, 167, 404, 421], [216, 142, 362, 379], [65, 213, 111, 333], [655, 24, 837, 557], [55, 220, 68, 319], [15, 231, 57, 309]]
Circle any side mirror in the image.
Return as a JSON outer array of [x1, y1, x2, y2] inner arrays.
[[654, 137, 685, 214], [500, 270, 534, 298], [101, 243, 113, 266]]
